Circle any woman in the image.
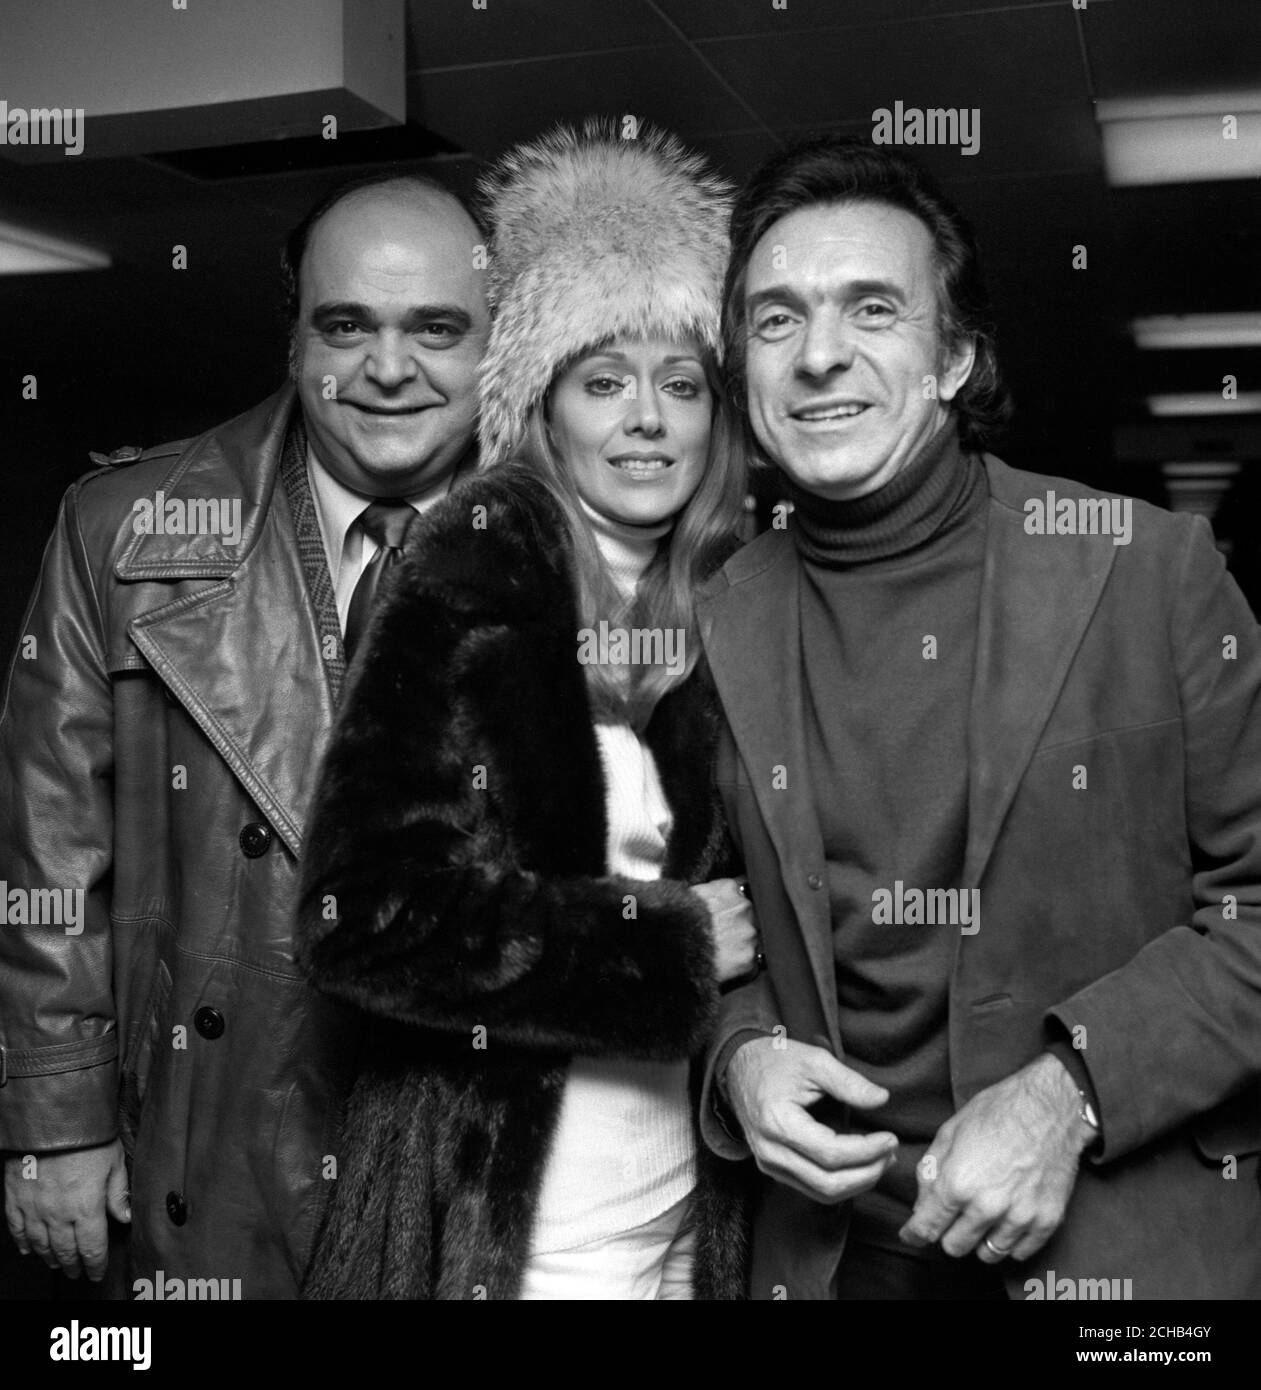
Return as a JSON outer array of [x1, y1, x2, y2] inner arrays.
[[295, 122, 754, 1300]]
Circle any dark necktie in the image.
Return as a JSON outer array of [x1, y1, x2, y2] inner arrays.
[[344, 499, 416, 662]]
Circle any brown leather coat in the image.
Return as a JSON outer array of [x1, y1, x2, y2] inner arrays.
[[0, 385, 358, 1298]]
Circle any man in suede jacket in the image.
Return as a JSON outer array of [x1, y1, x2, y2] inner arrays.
[[699, 137, 1261, 1301]]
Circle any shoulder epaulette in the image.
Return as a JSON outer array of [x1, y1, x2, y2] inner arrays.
[[88, 445, 144, 468], [87, 439, 188, 469]]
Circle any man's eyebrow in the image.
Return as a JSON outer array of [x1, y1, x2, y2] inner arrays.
[[744, 279, 908, 314], [403, 305, 473, 330], [744, 286, 805, 315], [844, 278, 907, 302], [309, 302, 473, 328], [310, 301, 373, 323]]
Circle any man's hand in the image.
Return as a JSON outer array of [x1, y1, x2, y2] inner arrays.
[[900, 1052, 1095, 1263], [4, 1139, 130, 1281], [725, 1036, 898, 1204]]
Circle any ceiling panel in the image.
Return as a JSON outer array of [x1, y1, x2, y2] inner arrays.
[[779, 100, 1103, 181], [1083, 0, 1261, 97], [697, 6, 1089, 132], [404, 0, 675, 69], [409, 47, 759, 156], [656, 0, 1091, 41]]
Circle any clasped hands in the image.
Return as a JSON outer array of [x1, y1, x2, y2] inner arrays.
[[724, 1037, 1097, 1263]]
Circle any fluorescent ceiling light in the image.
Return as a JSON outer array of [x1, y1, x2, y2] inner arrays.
[[1133, 313, 1261, 350], [1097, 90, 1261, 186], [0, 218, 110, 274], [1162, 460, 1241, 480], [1147, 392, 1261, 417], [1161, 461, 1242, 519]]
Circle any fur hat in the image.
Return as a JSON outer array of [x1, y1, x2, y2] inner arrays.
[[476, 120, 733, 468]]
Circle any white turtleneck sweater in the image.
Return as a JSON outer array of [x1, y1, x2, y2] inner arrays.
[[527, 499, 697, 1255]]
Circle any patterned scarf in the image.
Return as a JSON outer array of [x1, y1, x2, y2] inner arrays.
[[277, 410, 347, 705]]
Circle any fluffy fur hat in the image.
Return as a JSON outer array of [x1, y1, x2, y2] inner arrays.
[[476, 120, 733, 467]]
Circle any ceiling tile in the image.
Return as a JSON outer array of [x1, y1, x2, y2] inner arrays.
[[779, 100, 1103, 181], [655, 0, 1091, 41], [409, 47, 759, 157], [698, 5, 1090, 131], [1083, 0, 1261, 98], [405, 0, 675, 69]]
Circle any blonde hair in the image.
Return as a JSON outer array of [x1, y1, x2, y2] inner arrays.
[[516, 353, 746, 729]]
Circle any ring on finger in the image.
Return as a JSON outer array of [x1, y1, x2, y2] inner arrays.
[[983, 1236, 1012, 1259]]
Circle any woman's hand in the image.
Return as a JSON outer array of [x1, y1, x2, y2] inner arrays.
[[690, 877, 760, 985]]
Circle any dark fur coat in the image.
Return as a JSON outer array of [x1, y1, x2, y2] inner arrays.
[[294, 467, 751, 1299]]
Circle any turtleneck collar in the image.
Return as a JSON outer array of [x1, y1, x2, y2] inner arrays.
[[786, 425, 982, 567], [578, 495, 672, 599]]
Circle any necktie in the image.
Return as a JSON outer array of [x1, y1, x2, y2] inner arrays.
[[344, 499, 416, 662]]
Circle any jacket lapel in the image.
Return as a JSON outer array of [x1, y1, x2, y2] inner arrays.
[[961, 457, 1119, 888], [120, 387, 334, 857], [699, 533, 838, 1040]]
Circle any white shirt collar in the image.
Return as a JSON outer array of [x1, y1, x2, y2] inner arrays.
[[305, 444, 457, 589]]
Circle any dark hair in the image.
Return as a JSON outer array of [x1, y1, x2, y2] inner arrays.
[[281, 169, 485, 368], [721, 136, 1011, 454]]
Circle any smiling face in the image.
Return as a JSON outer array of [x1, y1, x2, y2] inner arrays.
[[547, 336, 713, 527], [294, 185, 489, 496], [742, 200, 974, 501]]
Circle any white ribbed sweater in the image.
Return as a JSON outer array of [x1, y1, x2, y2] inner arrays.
[[527, 503, 696, 1254]]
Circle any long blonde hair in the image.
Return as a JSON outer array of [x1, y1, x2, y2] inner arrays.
[[516, 352, 746, 729]]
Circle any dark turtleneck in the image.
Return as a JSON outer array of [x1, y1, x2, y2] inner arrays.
[[787, 420, 973, 566], [792, 424, 988, 1257]]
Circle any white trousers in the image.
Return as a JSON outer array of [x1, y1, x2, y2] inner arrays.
[[517, 1194, 695, 1300]]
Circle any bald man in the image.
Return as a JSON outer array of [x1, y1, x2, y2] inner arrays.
[[0, 175, 490, 1298]]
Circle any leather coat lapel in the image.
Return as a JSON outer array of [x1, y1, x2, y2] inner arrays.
[[699, 533, 838, 1040], [120, 387, 334, 856], [961, 457, 1119, 888]]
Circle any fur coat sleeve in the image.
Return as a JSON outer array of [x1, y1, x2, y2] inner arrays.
[[294, 470, 720, 1061]]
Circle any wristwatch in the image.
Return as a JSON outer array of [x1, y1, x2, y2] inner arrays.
[[1077, 1088, 1101, 1149]]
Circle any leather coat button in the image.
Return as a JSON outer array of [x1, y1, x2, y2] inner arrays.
[[166, 1191, 188, 1226], [239, 822, 272, 858], [194, 1006, 225, 1040], [807, 872, 823, 890]]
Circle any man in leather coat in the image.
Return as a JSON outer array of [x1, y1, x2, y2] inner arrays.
[[0, 172, 489, 1297]]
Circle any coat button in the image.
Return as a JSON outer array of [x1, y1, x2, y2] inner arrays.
[[239, 822, 272, 858], [165, 1191, 188, 1226], [194, 1006, 225, 1040], [807, 872, 823, 890]]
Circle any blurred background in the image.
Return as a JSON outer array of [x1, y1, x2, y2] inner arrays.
[[0, 0, 1258, 1298]]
